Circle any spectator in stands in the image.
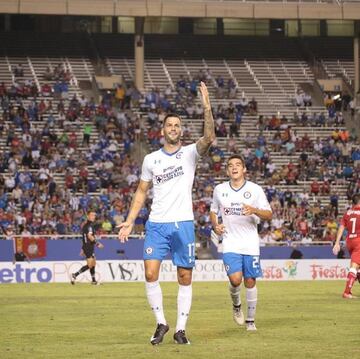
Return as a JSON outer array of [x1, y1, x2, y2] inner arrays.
[[115, 85, 125, 109], [176, 75, 187, 95], [227, 79, 237, 99], [303, 93, 312, 107], [349, 98, 356, 117], [82, 122, 92, 146], [320, 180, 330, 195], [227, 135, 237, 153], [295, 91, 304, 107], [41, 84, 52, 97], [13, 64, 24, 78], [248, 98, 258, 114], [238, 96, 249, 112]]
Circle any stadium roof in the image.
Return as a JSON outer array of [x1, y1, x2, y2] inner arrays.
[[1, 0, 360, 20]]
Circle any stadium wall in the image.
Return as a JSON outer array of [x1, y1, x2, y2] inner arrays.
[[0, 259, 349, 283], [0, 239, 341, 261], [1, 0, 360, 20]]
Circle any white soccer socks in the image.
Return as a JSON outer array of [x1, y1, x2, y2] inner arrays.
[[229, 283, 241, 306], [176, 284, 192, 332], [246, 286, 258, 322], [145, 280, 167, 325]]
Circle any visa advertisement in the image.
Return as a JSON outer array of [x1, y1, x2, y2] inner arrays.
[[0, 259, 350, 283]]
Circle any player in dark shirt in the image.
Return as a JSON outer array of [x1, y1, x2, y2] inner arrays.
[[71, 210, 104, 285]]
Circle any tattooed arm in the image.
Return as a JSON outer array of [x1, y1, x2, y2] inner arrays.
[[196, 81, 216, 156]]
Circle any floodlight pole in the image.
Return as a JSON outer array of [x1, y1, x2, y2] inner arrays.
[[354, 37, 359, 100], [135, 17, 145, 92]]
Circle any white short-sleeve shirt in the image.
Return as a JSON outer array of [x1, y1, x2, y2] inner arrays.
[[211, 180, 272, 256], [141, 143, 200, 222]]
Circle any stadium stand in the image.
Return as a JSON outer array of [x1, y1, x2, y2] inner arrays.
[[0, 32, 359, 255]]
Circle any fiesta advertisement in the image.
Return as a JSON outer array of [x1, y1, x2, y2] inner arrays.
[[0, 260, 350, 283]]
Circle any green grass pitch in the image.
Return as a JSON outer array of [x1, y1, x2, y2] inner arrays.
[[0, 281, 359, 359]]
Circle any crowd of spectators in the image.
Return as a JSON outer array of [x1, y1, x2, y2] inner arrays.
[[136, 77, 358, 246], [0, 74, 142, 237], [0, 65, 358, 250]]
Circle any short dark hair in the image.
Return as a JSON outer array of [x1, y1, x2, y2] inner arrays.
[[87, 209, 96, 215], [353, 194, 360, 205], [227, 154, 245, 167], [163, 113, 182, 127]]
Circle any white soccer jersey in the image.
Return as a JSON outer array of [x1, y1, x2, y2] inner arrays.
[[141, 143, 200, 222], [211, 180, 272, 255]]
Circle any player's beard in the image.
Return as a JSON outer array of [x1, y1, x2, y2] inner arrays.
[[164, 132, 181, 145]]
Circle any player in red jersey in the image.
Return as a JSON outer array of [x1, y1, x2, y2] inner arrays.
[[333, 194, 360, 299]]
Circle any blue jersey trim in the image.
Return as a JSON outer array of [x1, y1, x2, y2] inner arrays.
[[160, 146, 182, 157], [229, 180, 247, 192]]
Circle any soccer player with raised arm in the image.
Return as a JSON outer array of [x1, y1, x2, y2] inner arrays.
[[210, 155, 272, 331], [333, 194, 360, 299], [118, 82, 215, 345]]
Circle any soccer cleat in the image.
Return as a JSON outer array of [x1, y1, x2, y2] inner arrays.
[[70, 273, 76, 285], [342, 292, 357, 299], [233, 305, 245, 326], [150, 323, 169, 345], [246, 321, 257, 331], [173, 330, 190, 345], [91, 281, 101, 285]]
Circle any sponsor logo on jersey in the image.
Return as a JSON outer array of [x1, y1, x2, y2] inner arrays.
[[153, 166, 184, 184], [163, 165, 175, 173], [176, 151, 183, 159], [224, 206, 244, 216]]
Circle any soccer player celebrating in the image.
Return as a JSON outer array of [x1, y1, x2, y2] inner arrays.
[[118, 82, 215, 345], [71, 210, 104, 285], [210, 155, 272, 331], [333, 194, 360, 299]]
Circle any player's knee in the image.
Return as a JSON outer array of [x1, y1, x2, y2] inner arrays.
[[244, 278, 256, 288], [177, 271, 192, 285], [230, 278, 242, 287], [145, 270, 159, 282]]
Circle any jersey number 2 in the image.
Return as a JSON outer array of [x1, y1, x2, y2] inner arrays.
[[188, 243, 195, 263]]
